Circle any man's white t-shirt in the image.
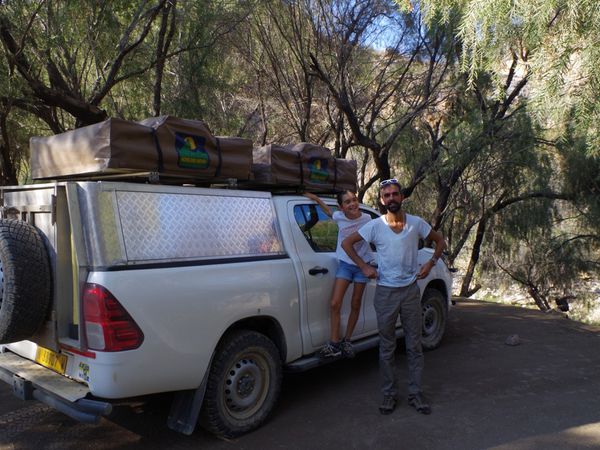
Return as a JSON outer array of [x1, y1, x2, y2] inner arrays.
[[359, 214, 432, 287], [333, 211, 372, 265]]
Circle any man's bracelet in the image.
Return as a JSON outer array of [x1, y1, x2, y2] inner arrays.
[[430, 256, 439, 265]]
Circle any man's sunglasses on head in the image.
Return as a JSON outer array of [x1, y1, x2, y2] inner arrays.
[[380, 178, 400, 187]]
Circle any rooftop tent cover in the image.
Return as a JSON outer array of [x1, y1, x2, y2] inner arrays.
[[30, 116, 253, 181]]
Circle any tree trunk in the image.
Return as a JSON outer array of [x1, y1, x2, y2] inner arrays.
[[432, 184, 452, 230], [0, 144, 18, 185], [527, 284, 551, 311], [0, 113, 18, 185], [460, 217, 487, 297], [153, 1, 176, 117]]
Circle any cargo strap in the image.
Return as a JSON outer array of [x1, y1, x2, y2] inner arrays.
[[215, 137, 223, 178], [333, 157, 338, 190], [151, 129, 165, 173], [296, 152, 304, 186]]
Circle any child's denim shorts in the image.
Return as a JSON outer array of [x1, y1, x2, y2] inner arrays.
[[336, 259, 368, 283]]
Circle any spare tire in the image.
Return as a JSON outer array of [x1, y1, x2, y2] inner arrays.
[[0, 219, 52, 344]]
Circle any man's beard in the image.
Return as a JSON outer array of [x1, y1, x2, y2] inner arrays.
[[386, 201, 402, 212]]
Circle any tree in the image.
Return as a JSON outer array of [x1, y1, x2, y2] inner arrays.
[[491, 194, 600, 311], [0, 1, 172, 128], [410, 0, 600, 155], [0, 0, 250, 184], [397, 0, 600, 307], [307, 0, 458, 196], [231, 0, 326, 145]]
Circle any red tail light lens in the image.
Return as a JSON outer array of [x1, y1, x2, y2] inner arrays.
[[83, 283, 144, 351]]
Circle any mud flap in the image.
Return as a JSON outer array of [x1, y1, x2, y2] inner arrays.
[[167, 371, 209, 435]]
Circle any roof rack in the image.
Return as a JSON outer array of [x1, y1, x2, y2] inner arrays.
[[33, 172, 345, 195]]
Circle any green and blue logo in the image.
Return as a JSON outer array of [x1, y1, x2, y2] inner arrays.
[[175, 132, 210, 169], [308, 157, 329, 183]]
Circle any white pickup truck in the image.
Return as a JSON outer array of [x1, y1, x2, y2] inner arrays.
[[0, 181, 452, 438]]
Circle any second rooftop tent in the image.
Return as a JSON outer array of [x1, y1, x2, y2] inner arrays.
[[251, 142, 357, 193]]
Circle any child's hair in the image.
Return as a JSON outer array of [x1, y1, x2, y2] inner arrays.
[[336, 190, 356, 205]]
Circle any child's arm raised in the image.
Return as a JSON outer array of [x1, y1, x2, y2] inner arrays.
[[303, 192, 333, 217]]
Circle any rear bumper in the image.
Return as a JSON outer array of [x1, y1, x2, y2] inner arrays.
[[0, 350, 112, 423]]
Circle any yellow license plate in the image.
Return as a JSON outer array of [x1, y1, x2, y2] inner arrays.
[[35, 346, 68, 375]]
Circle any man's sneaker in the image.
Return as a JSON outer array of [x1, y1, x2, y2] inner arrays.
[[408, 393, 432, 415], [318, 341, 342, 359], [340, 339, 355, 358], [379, 395, 397, 415]]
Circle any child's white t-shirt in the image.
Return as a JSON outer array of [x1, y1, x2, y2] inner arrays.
[[333, 211, 372, 265]]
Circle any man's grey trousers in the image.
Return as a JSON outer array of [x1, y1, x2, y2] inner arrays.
[[374, 282, 423, 397]]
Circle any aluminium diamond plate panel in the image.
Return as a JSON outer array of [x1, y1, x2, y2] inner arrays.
[[116, 190, 283, 262], [78, 186, 127, 267]]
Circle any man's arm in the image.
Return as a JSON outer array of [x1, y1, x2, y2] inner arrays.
[[417, 229, 447, 279], [342, 232, 377, 279]]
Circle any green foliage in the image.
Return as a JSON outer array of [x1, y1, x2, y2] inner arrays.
[[156, 0, 256, 134], [413, 0, 600, 143], [0, 0, 255, 172], [484, 125, 600, 309], [491, 204, 599, 309], [401, 0, 599, 310], [560, 125, 600, 226]]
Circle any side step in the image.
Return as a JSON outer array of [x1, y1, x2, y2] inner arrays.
[[284, 329, 404, 373]]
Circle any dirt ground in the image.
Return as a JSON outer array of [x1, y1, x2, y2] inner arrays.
[[1, 299, 600, 450]]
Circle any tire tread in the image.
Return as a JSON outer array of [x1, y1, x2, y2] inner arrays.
[[0, 220, 52, 344], [200, 330, 282, 438]]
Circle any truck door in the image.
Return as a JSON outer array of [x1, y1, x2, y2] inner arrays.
[[288, 200, 376, 350]]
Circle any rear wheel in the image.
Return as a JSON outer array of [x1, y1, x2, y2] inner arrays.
[[421, 288, 447, 350], [200, 330, 282, 438], [0, 220, 52, 344]]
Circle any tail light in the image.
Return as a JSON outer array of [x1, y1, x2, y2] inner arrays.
[[83, 283, 144, 351]]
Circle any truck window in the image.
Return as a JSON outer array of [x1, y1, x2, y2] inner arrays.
[[294, 204, 379, 253], [293, 204, 338, 252]]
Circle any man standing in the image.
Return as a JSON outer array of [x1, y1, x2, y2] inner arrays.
[[342, 178, 446, 415]]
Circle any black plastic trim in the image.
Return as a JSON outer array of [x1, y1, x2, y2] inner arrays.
[[95, 254, 290, 272]]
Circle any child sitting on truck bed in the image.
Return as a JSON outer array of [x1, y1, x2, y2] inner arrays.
[[304, 191, 372, 358]]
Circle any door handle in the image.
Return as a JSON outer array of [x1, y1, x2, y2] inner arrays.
[[309, 266, 329, 275]]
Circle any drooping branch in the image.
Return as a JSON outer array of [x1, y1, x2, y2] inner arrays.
[[153, 0, 177, 116], [90, 1, 166, 106], [459, 190, 577, 297], [0, 15, 108, 125]]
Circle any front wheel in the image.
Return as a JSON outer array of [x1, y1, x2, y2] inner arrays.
[[200, 330, 282, 438], [421, 288, 447, 350]]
